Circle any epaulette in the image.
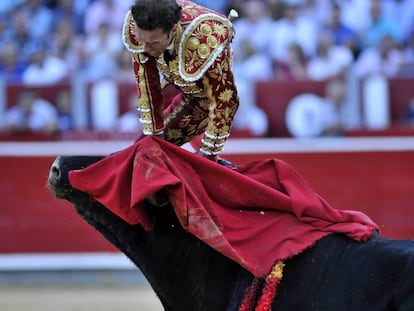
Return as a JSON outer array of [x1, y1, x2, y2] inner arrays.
[[178, 14, 233, 82], [121, 9, 234, 78], [122, 11, 144, 54]]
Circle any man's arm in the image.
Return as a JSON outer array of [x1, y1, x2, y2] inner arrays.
[[198, 47, 239, 157], [131, 54, 165, 135]]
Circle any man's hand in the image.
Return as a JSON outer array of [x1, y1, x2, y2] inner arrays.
[[195, 150, 218, 162], [195, 150, 237, 169], [153, 132, 165, 140]]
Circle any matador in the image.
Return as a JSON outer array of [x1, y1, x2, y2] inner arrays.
[[122, 0, 239, 160]]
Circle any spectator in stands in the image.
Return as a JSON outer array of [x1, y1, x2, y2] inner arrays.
[[306, 32, 353, 81], [268, 0, 318, 63], [267, 0, 285, 21], [192, 0, 229, 14], [9, 10, 38, 64], [299, 0, 332, 28], [399, 33, 414, 77], [19, 0, 54, 39], [115, 49, 136, 83], [2, 89, 58, 134], [231, 95, 269, 137], [50, 18, 83, 76], [0, 13, 11, 46], [231, 0, 272, 136], [81, 22, 122, 81], [353, 34, 405, 79], [89, 79, 119, 131], [322, 2, 359, 58], [84, 0, 133, 35], [286, 78, 350, 138], [54, 89, 73, 132], [274, 42, 308, 80], [50, 0, 87, 35], [116, 93, 143, 132], [319, 78, 349, 136], [339, 0, 371, 36], [382, 0, 414, 44], [0, 41, 26, 84], [360, 0, 404, 50], [21, 40, 69, 85], [232, 0, 274, 80], [0, 0, 24, 15]]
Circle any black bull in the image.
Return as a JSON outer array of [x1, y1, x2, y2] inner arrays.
[[48, 155, 414, 311]]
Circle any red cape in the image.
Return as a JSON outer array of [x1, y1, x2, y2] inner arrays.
[[69, 136, 378, 277]]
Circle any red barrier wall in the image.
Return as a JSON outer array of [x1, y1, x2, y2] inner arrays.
[[256, 79, 414, 137], [256, 80, 326, 137], [0, 156, 117, 253], [1, 140, 414, 255], [5, 84, 71, 108]]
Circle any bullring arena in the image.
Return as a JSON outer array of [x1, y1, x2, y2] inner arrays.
[[0, 284, 162, 311], [2, 0, 414, 308]]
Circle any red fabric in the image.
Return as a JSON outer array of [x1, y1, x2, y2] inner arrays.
[[68, 136, 378, 277]]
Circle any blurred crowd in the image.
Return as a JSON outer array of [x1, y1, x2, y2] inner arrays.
[[0, 0, 135, 85], [1, 0, 414, 136], [230, 0, 414, 82]]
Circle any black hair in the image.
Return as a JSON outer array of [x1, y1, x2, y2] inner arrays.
[[131, 0, 182, 33]]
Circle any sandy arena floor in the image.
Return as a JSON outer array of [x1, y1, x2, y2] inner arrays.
[[0, 285, 163, 311]]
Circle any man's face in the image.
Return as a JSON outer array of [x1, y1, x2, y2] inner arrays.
[[134, 25, 175, 58]]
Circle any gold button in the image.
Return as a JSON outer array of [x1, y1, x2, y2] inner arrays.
[[207, 35, 218, 48], [197, 44, 210, 58], [187, 37, 200, 50], [200, 24, 212, 36]]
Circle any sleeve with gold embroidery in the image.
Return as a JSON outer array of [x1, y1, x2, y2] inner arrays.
[[199, 46, 239, 156], [132, 54, 164, 135]]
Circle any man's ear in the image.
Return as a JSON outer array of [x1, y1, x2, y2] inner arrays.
[[170, 24, 178, 37]]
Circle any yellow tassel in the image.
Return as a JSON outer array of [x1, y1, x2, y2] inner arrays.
[[268, 260, 284, 280]]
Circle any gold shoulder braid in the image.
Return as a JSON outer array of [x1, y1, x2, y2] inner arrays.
[[122, 11, 144, 54], [178, 14, 234, 82]]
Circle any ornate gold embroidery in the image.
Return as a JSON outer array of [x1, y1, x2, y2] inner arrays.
[[198, 50, 239, 155], [219, 89, 234, 103], [213, 23, 227, 37], [179, 15, 233, 81], [164, 98, 186, 126], [165, 128, 184, 141]]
